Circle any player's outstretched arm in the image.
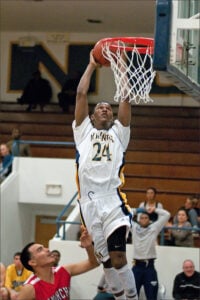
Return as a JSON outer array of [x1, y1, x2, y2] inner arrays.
[[75, 51, 99, 126], [64, 226, 99, 276]]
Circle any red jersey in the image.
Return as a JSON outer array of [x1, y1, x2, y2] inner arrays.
[[25, 266, 71, 300]]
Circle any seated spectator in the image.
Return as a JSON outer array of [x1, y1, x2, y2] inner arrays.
[[17, 70, 52, 112], [0, 143, 13, 180], [93, 273, 115, 300], [0, 262, 9, 300], [170, 208, 193, 247], [174, 196, 198, 228], [172, 259, 200, 299], [7, 128, 31, 157], [51, 250, 61, 267], [5, 252, 32, 300], [57, 71, 81, 112], [138, 187, 163, 222]]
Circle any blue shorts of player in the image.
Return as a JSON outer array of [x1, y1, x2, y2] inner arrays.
[[132, 259, 158, 300]]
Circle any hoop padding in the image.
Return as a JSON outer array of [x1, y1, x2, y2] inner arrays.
[[101, 37, 156, 104]]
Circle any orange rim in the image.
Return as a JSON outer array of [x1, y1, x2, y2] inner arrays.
[[99, 37, 154, 55]]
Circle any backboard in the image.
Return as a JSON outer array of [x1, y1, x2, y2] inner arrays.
[[154, 0, 200, 100]]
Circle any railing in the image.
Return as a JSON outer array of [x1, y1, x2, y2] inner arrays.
[[56, 191, 81, 240], [160, 226, 200, 246], [17, 139, 75, 147]]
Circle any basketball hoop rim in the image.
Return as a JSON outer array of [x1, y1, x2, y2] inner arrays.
[[99, 37, 154, 55]]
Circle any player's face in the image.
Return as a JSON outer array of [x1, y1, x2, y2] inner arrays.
[[29, 244, 55, 268], [91, 103, 113, 129], [139, 214, 150, 227], [183, 260, 195, 277]]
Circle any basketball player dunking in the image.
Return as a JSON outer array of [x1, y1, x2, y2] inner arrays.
[[72, 50, 138, 300]]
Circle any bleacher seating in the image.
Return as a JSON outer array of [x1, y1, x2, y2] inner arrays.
[[1, 102, 200, 216]]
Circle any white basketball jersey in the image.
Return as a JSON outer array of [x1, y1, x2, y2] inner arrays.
[[72, 116, 130, 198]]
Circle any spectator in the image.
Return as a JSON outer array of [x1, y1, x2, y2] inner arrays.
[[58, 71, 81, 112], [174, 196, 198, 228], [7, 128, 31, 157], [51, 250, 61, 267], [18, 226, 99, 300], [5, 252, 32, 300], [138, 187, 163, 222], [17, 70, 52, 112], [131, 207, 170, 300], [0, 262, 9, 300], [93, 273, 115, 300], [172, 259, 200, 299], [170, 208, 194, 247], [0, 143, 13, 180]]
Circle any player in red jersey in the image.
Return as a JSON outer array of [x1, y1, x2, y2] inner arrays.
[[18, 226, 99, 300]]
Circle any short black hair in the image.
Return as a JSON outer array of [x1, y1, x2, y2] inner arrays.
[[140, 211, 150, 218], [20, 242, 35, 272]]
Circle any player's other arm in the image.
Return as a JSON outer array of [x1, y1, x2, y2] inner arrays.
[[64, 226, 99, 276], [75, 51, 98, 126]]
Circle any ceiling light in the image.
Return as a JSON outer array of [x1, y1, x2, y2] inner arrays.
[[87, 19, 102, 24]]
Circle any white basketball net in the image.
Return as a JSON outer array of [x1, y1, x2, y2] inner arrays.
[[102, 41, 156, 104]]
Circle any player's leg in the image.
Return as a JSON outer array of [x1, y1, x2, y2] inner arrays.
[[103, 263, 126, 300], [91, 225, 126, 300], [107, 226, 138, 300]]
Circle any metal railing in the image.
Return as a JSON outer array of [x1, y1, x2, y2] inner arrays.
[[56, 191, 81, 240], [160, 225, 200, 245], [17, 139, 75, 147]]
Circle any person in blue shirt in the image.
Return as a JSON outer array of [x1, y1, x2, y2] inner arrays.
[[0, 143, 13, 179]]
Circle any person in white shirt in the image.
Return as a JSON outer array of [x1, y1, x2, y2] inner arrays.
[[131, 207, 170, 300]]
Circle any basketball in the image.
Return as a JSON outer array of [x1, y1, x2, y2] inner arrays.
[[93, 40, 110, 67]]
